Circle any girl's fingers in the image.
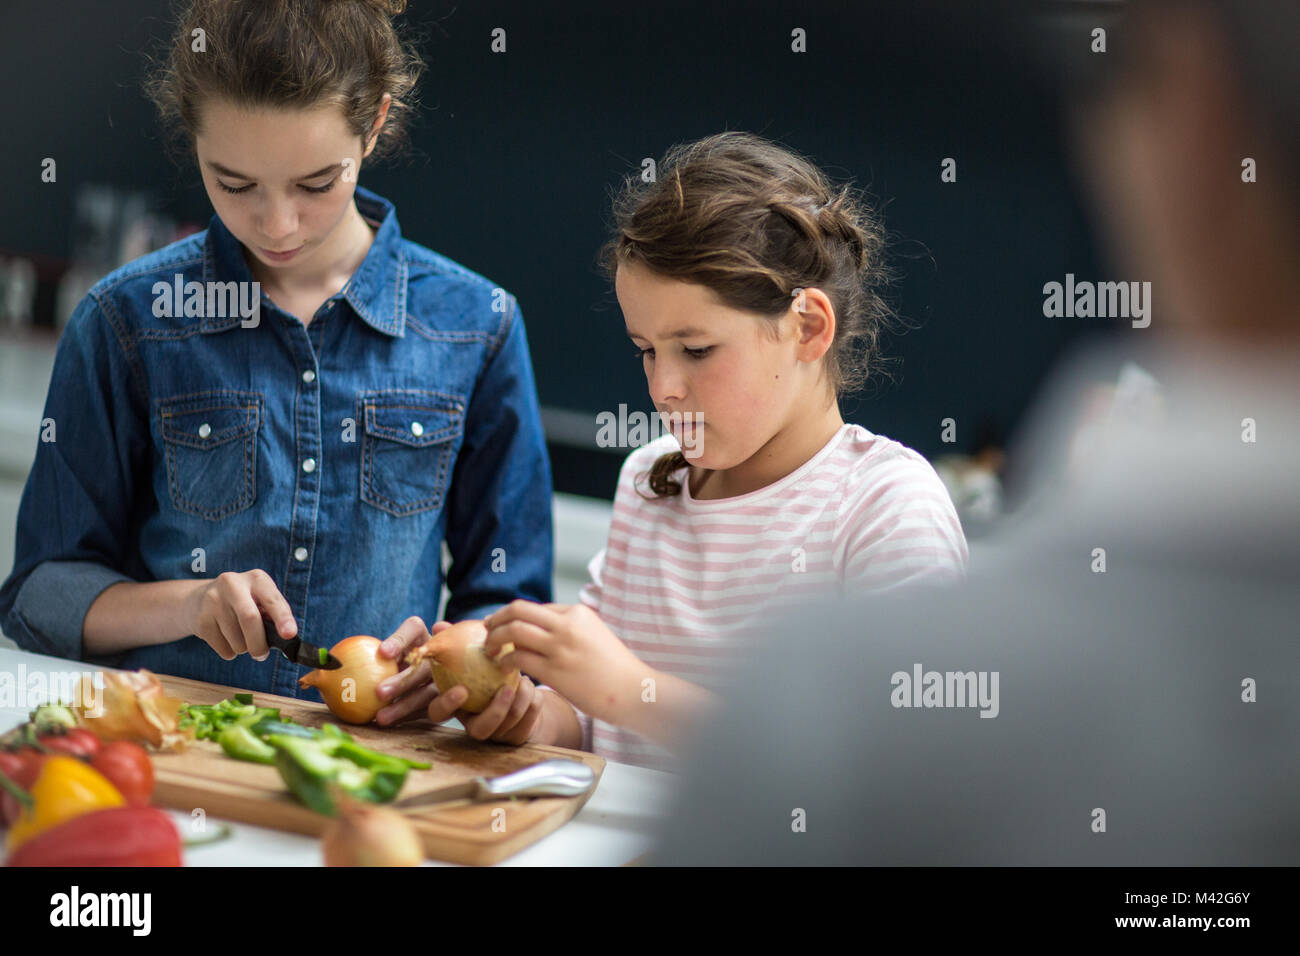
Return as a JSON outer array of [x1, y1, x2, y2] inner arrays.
[[501, 693, 545, 745], [485, 618, 554, 657], [430, 620, 453, 635], [378, 615, 429, 661], [214, 601, 248, 656], [232, 594, 269, 660], [493, 678, 536, 741], [495, 646, 548, 683], [462, 683, 517, 740], [375, 681, 440, 726], [197, 622, 235, 661], [247, 569, 296, 638], [485, 600, 564, 635], [376, 658, 432, 704], [426, 685, 469, 725]]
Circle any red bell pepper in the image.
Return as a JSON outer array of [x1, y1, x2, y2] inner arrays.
[[4, 806, 182, 866]]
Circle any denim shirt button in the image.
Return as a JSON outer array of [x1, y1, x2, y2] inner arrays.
[[410, 421, 424, 437], [302, 369, 316, 384], [294, 546, 308, 561], [198, 422, 211, 438], [302, 458, 316, 473]]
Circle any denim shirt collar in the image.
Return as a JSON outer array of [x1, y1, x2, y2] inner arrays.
[[200, 184, 406, 337]]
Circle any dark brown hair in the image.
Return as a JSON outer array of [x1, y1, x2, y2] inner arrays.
[[143, 0, 425, 168], [601, 131, 896, 497]]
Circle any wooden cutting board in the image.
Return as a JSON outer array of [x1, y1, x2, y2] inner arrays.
[[151, 674, 604, 866]]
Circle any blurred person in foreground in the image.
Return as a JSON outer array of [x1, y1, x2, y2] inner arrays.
[[656, 0, 1300, 865]]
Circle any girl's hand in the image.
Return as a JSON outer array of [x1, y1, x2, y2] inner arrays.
[[183, 569, 297, 662], [482, 601, 648, 725], [373, 619, 452, 726], [426, 675, 546, 745]]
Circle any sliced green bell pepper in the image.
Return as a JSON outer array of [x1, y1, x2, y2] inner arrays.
[[266, 734, 413, 815], [218, 723, 277, 764]]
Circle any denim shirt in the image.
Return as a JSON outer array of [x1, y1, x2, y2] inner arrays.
[[0, 185, 554, 700]]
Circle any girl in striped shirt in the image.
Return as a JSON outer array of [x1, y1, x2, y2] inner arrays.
[[430, 132, 968, 769]]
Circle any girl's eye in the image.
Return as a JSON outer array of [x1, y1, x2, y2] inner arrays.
[[216, 179, 337, 195], [635, 347, 654, 360], [684, 346, 713, 359]]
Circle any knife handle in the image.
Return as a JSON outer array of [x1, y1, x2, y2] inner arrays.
[[262, 618, 302, 660], [479, 759, 596, 798]]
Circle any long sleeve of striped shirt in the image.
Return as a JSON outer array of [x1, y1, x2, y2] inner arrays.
[[573, 423, 968, 769]]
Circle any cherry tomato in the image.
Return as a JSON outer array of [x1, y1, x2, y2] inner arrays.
[[90, 741, 154, 807], [37, 728, 101, 759]]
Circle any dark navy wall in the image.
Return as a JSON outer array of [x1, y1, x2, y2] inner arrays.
[[0, 0, 1115, 499]]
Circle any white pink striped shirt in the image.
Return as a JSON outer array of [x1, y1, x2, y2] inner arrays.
[[574, 424, 969, 770]]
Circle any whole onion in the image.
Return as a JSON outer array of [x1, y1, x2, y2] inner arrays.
[[298, 635, 398, 724], [322, 793, 423, 866], [404, 620, 520, 713]]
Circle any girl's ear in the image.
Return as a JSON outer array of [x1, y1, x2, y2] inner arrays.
[[791, 286, 836, 363], [363, 93, 393, 157]]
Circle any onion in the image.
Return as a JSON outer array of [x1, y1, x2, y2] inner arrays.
[[299, 635, 397, 724], [322, 793, 423, 866], [404, 620, 520, 713]]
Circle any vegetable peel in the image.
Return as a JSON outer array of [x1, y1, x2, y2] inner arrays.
[[72, 670, 194, 752]]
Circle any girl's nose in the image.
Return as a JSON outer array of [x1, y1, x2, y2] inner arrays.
[[258, 199, 298, 243], [648, 358, 686, 405]]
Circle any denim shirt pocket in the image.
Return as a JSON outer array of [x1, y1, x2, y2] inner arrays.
[[358, 389, 465, 517], [156, 390, 263, 520]]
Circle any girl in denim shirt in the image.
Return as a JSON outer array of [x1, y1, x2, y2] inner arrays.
[[0, 0, 555, 706]]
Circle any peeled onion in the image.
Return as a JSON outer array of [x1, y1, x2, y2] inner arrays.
[[299, 635, 397, 724], [404, 620, 520, 713]]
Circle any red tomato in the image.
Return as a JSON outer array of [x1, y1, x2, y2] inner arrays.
[[0, 751, 23, 781], [37, 728, 101, 758], [5, 749, 48, 788], [90, 741, 154, 807], [0, 752, 23, 827], [0, 750, 42, 828], [1, 793, 20, 828]]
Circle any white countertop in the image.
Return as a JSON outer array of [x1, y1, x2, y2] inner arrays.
[[0, 645, 676, 866]]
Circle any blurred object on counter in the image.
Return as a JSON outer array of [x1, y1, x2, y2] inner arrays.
[[934, 420, 1004, 536], [1064, 361, 1165, 488], [0, 257, 38, 332]]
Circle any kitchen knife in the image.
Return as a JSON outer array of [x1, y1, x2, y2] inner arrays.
[[262, 618, 342, 669], [392, 759, 596, 810]]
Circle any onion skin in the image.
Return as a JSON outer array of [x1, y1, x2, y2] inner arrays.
[[299, 635, 397, 724], [322, 793, 423, 866], [404, 620, 520, 713]]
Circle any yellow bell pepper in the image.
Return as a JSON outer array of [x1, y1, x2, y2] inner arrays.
[[5, 755, 125, 852]]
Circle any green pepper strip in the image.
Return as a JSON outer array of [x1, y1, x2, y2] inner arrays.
[[218, 724, 277, 764], [248, 718, 317, 740], [266, 734, 412, 815]]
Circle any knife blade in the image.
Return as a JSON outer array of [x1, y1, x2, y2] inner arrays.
[[262, 618, 342, 669], [392, 759, 596, 811]]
